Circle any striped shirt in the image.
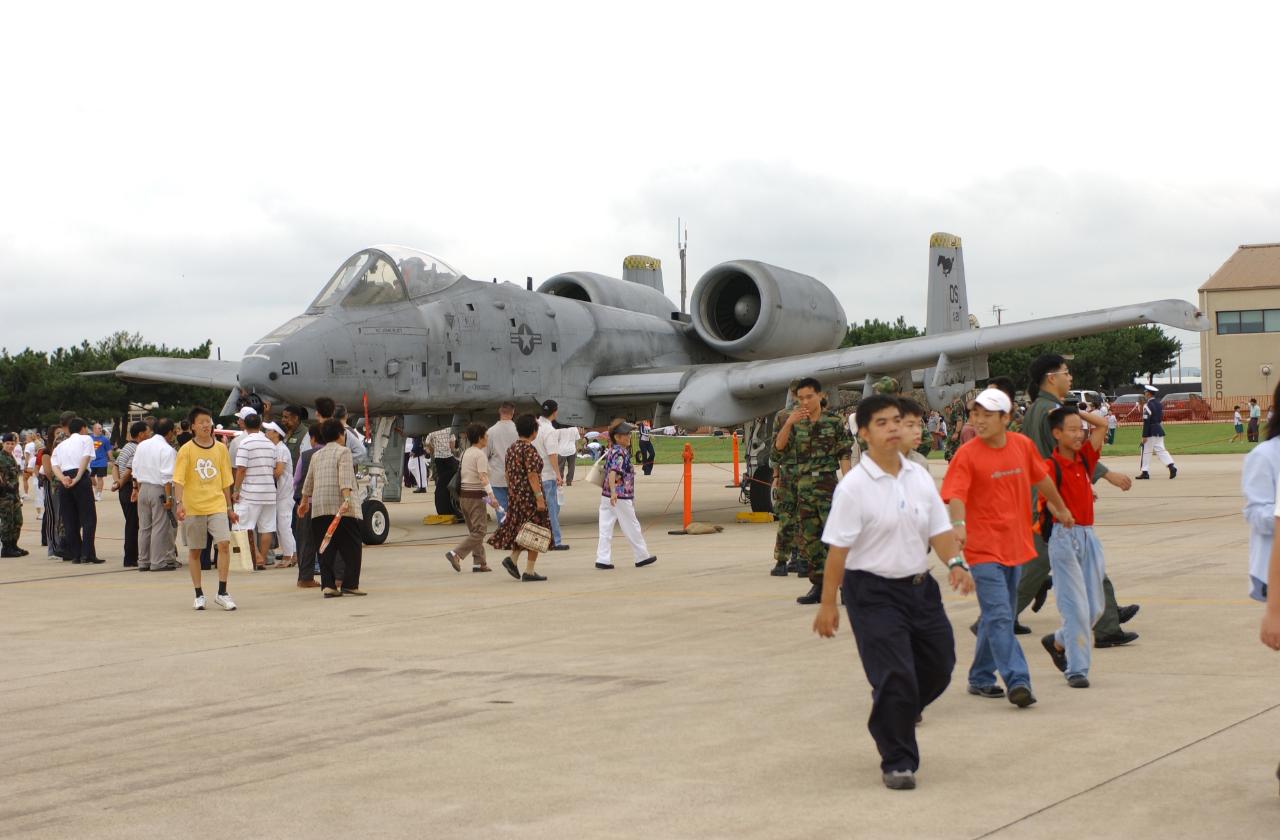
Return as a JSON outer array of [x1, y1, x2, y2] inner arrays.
[[115, 440, 138, 475], [234, 432, 278, 503]]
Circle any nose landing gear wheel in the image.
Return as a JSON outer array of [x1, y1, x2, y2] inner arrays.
[[361, 499, 389, 545]]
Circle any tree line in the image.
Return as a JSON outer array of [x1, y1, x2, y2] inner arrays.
[[0, 332, 226, 439], [841, 318, 1181, 392]]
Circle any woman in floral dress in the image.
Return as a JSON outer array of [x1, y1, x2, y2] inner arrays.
[[487, 414, 551, 582]]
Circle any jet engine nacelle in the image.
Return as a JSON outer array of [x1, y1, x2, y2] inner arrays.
[[690, 260, 847, 361], [538, 272, 674, 320]]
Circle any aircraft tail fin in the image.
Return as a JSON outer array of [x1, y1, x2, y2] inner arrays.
[[923, 233, 986, 407]]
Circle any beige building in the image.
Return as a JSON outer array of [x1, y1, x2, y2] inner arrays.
[[1198, 243, 1280, 413]]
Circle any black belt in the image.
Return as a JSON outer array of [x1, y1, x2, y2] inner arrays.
[[850, 569, 931, 585]]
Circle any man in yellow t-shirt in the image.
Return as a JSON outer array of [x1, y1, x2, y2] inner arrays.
[[173, 406, 240, 612]]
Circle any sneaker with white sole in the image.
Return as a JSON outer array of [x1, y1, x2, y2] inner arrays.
[[193, 595, 206, 610], [214, 593, 237, 611]]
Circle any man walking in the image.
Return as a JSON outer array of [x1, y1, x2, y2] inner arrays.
[[941, 388, 1073, 708], [486, 402, 518, 522], [132, 418, 179, 572], [535, 400, 569, 550], [1137, 385, 1177, 480], [774, 377, 854, 605], [1014, 355, 1140, 648], [174, 407, 238, 611], [89, 422, 111, 501], [50, 418, 101, 564], [813, 394, 974, 790]]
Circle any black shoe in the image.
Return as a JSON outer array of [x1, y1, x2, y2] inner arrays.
[[1014, 622, 1032, 635], [1041, 634, 1067, 673], [595, 562, 614, 570], [1117, 604, 1140, 624], [967, 684, 1005, 699], [969, 621, 978, 636], [1031, 576, 1052, 613], [882, 770, 916, 790], [550, 544, 570, 551], [796, 563, 810, 578], [71, 558, 83, 564], [501, 556, 520, 580], [1067, 675, 1090, 688], [770, 562, 789, 577], [1, 547, 24, 558], [123, 561, 138, 568], [785, 557, 800, 574], [1169, 464, 1177, 479], [1008, 686, 1037, 708], [636, 556, 657, 567], [521, 572, 547, 582], [1095, 630, 1139, 648], [86, 557, 104, 564], [796, 584, 821, 605], [1135, 472, 1150, 480]]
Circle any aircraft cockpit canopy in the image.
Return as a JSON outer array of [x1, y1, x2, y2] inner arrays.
[[309, 246, 463, 311]]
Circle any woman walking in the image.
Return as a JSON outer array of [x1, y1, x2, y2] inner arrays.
[[595, 422, 656, 570], [487, 414, 550, 582], [446, 423, 499, 573]]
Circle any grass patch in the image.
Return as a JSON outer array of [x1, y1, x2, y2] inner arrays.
[[926, 422, 1259, 459]]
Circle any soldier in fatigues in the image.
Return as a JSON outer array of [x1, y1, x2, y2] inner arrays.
[[1, 433, 28, 557], [770, 382, 802, 577], [774, 377, 854, 605]]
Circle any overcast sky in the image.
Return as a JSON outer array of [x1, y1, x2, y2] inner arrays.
[[6, 2, 1279, 369]]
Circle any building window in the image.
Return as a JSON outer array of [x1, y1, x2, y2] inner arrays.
[[1217, 308, 1280, 334]]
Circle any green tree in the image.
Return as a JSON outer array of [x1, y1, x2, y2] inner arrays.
[[841, 316, 922, 347], [0, 332, 225, 436]]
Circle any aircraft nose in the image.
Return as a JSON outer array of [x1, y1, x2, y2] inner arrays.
[[238, 348, 276, 397]]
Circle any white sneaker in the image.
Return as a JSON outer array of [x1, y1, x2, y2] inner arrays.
[[193, 595, 206, 610], [215, 593, 237, 611], [94, 491, 102, 501]]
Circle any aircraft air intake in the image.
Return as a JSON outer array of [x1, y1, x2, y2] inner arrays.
[[538, 272, 674, 320], [690, 260, 847, 360]]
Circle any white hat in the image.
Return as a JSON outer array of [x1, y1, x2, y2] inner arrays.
[[1143, 384, 1159, 393], [236, 406, 258, 419], [973, 388, 1012, 414], [263, 422, 284, 436]]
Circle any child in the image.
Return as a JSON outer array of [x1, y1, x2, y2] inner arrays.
[[1040, 406, 1128, 687], [1232, 405, 1245, 443]]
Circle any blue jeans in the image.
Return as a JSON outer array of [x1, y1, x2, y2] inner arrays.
[[541, 479, 562, 545], [1048, 526, 1106, 679], [492, 486, 509, 525], [969, 563, 1031, 691]]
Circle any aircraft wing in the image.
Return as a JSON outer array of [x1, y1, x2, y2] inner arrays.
[[110, 357, 241, 390], [589, 299, 1209, 427]]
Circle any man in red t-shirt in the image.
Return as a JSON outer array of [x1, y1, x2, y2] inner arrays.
[[1038, 406, 1127, 688], [941, 388, 1073, 708]]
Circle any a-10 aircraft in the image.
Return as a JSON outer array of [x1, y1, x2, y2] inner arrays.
[[113, 232, 1209, 539]]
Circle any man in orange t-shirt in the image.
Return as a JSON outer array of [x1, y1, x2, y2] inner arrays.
[[941, 388, 1073, 709]]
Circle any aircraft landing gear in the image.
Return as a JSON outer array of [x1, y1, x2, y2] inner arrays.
[[361, 499, 390, 545]]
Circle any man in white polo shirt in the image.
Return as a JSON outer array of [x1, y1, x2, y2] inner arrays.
[[813, 394, 974, 791], [131, 418, 179, 571], [50, 417, 102, 564], [232, 411, 281, 569]]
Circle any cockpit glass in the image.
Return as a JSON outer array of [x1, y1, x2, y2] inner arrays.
[[310, 247, 463, 311], [342, 255, 406, 307], [377, 245, 462, 298]]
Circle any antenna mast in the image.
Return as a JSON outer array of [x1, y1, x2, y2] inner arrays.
[[678, 218, 688, 314]]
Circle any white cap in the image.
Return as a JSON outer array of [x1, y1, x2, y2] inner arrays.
[[263, 422, 284, 436], [236, 406, 258, 419], [1143, 384, 1159, 393], [973, 388, 1012, 414]]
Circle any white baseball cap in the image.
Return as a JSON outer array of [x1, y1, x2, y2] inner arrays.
[[263, 422, 284, 436], [1143, 384, 1160, 393], [973, 388, 1012, 414], [236, 406, 258, 419]]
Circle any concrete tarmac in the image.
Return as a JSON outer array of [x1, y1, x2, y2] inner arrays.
[[2, 454, 1277, 839]]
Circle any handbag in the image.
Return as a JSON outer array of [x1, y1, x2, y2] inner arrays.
[[585, 455, 607, 487], [515, 522, 552, 553], [228, 528, 255, 572]]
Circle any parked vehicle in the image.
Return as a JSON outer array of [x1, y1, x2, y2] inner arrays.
[[1111, 391, 1212, 422], [1067, 389, 1106, 408]]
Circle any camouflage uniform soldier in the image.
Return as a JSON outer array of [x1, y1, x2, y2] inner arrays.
[[770, 381, 803, 577], [774, 377, 854, 605], [1, 433, 27, 557]]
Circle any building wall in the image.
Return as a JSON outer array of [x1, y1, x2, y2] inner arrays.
[[1199, 287, 1280, 411]]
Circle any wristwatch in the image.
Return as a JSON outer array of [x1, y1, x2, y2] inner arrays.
[[946, 556, 970, 572]]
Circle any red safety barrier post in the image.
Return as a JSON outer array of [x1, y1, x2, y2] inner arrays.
[[682, 443, 694, 529], [732, 432, 741, 485]]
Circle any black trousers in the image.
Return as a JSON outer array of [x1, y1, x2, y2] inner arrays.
[[57, 473, 97, 561], [842, 569, 956, 773], [637, 440, 656, 476], [311, 515, 362, 590], [118, 480, 138, 565], [433, 457, 461, 516], [296, 501, 315, 582]]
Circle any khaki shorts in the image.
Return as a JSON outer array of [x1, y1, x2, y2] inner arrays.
[[183, 513, 231, 547]]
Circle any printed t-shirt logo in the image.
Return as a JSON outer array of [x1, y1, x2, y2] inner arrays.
[[989, 467, 1023, 480], [195, 458, 218, 480]]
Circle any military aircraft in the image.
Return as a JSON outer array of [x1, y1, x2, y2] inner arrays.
[[111, 233, 1209, 537]]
